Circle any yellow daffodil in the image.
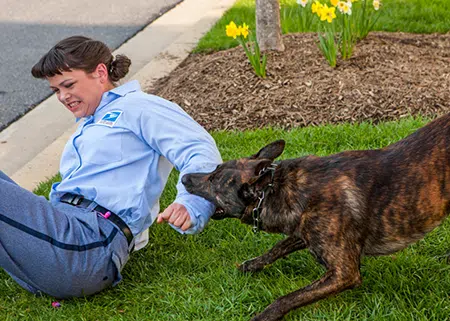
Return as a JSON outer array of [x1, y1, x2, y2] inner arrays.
[[224, 22, 266, 78], [320, 5, 336, 23], [297, 0, 309, 7], [312, 1, 323, 16], [319, 3, 329, 20], [330, 0, 339, 7], [239, 23, 249, 39], [373, 0, 381, 10], [226, 21, 240, 39]]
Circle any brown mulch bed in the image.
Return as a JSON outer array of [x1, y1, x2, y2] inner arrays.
[[148, 32, 450, 131]]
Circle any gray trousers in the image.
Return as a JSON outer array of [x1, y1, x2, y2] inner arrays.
[[0, 171, 130, 298]]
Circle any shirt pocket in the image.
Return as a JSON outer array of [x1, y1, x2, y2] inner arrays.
[[77, 125, 124, 165]]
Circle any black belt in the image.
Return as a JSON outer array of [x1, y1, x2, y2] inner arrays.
[[60, 193, 134, 247]]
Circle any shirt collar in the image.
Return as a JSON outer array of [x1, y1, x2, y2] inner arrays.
[[96, 80, 141, 113], [109, 80, 141, 97]]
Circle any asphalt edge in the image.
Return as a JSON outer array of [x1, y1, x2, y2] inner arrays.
[[11, 0, 235, 191]]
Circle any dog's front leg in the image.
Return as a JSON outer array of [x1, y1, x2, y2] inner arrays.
[[250, 269, 361, 321], [251, 266, 361, 321], [250, 250, 362, 321], [239, 236, 306, 272]]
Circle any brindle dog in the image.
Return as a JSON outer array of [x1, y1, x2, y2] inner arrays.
[[182, 113, 450, 321]]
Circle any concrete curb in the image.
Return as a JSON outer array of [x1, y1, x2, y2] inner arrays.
[[7, 0, 235, 191]]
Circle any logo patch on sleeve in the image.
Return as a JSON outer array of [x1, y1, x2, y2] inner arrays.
[[97, 111, 123, 127]]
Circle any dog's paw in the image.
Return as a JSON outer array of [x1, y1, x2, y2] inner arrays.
[[237, 258, 265, 273], [250, 313, 264, 321], [250, 311, 282, 321]]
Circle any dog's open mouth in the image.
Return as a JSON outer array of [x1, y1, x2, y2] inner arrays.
[[211, 207, 226, 220]]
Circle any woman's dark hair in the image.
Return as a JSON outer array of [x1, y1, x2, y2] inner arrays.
[[31, 36, 131, 82]]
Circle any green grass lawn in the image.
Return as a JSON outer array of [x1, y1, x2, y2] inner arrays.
[[2, 117, 450, 320], [195, 0, 450, 53], [2, 0, 449, 319]]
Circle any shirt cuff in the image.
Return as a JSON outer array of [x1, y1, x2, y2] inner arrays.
[[170, 194, 215, 234]]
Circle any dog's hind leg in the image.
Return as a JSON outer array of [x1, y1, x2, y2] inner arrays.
[[239, 236, 306, 273]]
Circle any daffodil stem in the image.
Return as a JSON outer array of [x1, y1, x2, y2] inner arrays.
[[238, 35, 266, 78], [317, 22, 337, 68]]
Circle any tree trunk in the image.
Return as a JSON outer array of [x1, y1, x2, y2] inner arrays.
[[256, 0, 285, 52]]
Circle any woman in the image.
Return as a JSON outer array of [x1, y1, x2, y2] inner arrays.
[[0, 36, 222, 298]]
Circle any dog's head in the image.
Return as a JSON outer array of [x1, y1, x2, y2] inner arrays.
[[182, 140, 285, 221]]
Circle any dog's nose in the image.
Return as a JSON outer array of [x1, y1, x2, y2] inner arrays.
[[181, 174, 191, 186]]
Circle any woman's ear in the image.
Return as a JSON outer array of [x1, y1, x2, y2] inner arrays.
[[93, 63, 109, 83]]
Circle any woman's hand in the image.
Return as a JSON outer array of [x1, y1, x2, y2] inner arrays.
[[157, 203, 192, 231]]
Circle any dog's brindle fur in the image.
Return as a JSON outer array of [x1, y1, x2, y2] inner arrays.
[[182, 114, 450, 321]]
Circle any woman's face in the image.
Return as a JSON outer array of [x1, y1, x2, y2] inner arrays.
[[48, 64, 112, 118]]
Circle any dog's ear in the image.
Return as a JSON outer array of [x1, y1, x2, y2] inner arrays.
[[253, 159, 274, 177], [250, 140, 285, 160], [249, 169, 274, 189], [241, 163, 275, 203]]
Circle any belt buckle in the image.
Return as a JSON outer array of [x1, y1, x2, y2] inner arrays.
[[68, 194, 83, 206]]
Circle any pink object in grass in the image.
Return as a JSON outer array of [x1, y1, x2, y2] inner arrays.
[[52, 301, 61, 308]]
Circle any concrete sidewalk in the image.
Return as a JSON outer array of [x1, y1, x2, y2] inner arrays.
[[0, 0, 235, 191]]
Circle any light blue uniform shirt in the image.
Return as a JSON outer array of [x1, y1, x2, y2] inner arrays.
[[49, 80, 222, 250]]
